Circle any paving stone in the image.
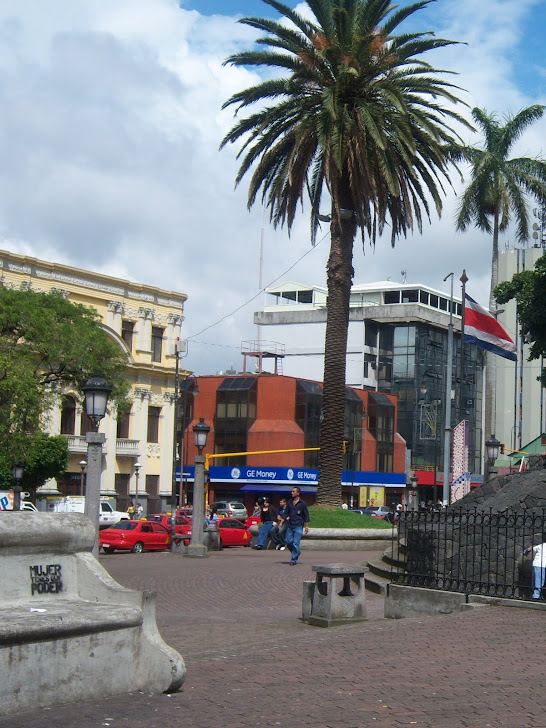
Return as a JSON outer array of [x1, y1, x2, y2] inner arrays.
[[6, 546, 546, 728]]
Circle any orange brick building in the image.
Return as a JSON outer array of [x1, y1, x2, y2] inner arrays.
[[177, 374, 407, 512]]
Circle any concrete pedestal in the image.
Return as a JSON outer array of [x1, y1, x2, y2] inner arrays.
[[304, 563, 368, 627]]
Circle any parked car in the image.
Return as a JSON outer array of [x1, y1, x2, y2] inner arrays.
[[99, 520, 170, 553], [146, 514, 192, 545], [362, 505, 391, 519], [216, 518, 252, 548], [246, 514, 261, 527], [146, 513, 191, 536], [209, 501, 248, 521]]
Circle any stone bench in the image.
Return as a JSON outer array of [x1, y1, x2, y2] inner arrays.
[[0, 512, 185, 717], [303, 563, 368, 627]]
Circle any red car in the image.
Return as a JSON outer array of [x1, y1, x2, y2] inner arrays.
[[246, 515, 261, 528], [217, 518, 252, 548], [147, 514, 192, 545], [99, 520, 170, 553]]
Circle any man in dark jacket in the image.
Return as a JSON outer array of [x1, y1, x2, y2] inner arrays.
[[270, 497, 288, 550], [284, 487, 310, 565]]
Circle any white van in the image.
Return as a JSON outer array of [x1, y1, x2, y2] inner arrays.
[[47, 496, 128, 528]]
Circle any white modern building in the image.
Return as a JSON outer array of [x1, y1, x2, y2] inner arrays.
[[254, 279, 485, 476], [495, 244, 546, 452]]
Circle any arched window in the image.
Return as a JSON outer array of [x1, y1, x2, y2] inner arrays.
[[60, 396, 76, 435]]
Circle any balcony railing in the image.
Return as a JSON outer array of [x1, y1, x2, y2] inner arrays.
[[63, 435, 140, 456]]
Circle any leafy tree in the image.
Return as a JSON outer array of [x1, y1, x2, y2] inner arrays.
[[0, 286, 130, 464], [220, 0, 468, 505], [455, 105, 546, 434], [0, 433, 69, 492], [495, 253, 546, 387]]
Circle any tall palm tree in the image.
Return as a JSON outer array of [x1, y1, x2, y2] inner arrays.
[[221, 0, 469, 506], [456, 105, 546, 439]]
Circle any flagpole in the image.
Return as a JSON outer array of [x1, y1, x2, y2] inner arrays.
[[442, 273, 454, 506], [458, 269, 468, 424]]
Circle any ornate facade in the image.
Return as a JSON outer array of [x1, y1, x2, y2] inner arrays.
[[0, 249, 187, 514]]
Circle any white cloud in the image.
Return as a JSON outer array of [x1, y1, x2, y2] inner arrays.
[[0, 0, 544, 376]]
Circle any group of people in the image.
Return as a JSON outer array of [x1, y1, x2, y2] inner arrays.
[[252, 486, 309, 565], [126, 502, 143, 519]]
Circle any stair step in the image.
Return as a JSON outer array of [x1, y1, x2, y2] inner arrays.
[[365, 572, 391, 594], [367, 557, 404, 581]]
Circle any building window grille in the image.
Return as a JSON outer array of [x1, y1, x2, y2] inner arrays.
[[151, 326, 164, 362], [147, 406, 161, 443], [60, 396, 76, 435], [117, 409, 131, 439], [121, 320, 135, 351], [214, 378, 257, 466]]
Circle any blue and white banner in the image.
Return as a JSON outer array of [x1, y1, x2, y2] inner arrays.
[[177, 465, 405, 488]]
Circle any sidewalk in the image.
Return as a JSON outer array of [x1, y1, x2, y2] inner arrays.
[[9, 546, 546, 728]]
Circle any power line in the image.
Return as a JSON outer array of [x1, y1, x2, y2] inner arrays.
[[186, 230, 329, 342]]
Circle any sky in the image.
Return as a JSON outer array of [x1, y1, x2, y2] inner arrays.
[[0, 0, 545, 376]]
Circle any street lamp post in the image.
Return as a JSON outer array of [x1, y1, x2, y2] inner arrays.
[[79, 460, 87, 496], [134, 460, 141, 511], [186, 418, 211, 559], [12, 463, 24, 511], [484, 434, 501, 483], [82, 375, 111, 559]]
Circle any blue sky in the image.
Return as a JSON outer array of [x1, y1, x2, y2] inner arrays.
[[0, 0, 545, 374]]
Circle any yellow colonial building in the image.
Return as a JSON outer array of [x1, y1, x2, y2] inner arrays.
[[0, 249, 188, 514]]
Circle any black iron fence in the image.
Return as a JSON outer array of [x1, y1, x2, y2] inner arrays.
[[393, 508, 546, 601]]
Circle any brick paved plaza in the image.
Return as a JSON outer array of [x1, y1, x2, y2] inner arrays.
[[9, 546, 546, 728]]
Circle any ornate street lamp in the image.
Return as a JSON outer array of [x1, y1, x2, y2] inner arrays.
[[82, 375, 112, 430], [82, 375, 111, 558], [484, 434, 501, 483], [12, 463, 24, 511], [186, 418, 211, 559]]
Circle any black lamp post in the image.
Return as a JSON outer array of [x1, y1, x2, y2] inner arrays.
[[82, 375, 111, 558], [484, 434, 501, 483], [12, 463, 24, 511], [186, 418, 211, 559]]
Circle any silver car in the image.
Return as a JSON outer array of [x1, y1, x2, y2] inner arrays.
[[210, 501, 248, 521]]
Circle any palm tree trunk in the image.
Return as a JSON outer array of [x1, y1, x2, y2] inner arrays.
[[484, 212, 500, 443], [317, 184, 356, 507]]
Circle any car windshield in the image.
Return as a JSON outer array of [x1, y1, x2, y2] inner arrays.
[[111, 521, 138, 531]]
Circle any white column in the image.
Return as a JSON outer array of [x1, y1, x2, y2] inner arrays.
[[103, 409, 117, 495], [166, 314, 183, 357], [137, 308, 154, 354], [134, 389, 150, 492], [161, 393, 177, 499]]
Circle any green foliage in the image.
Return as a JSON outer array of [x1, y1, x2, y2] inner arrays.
[[495, 254, 546, 386], [0, 286, 130, 462], [308, 505, 394, 529], [0, 433, 69, 491], [456, 105, 546, 245], [221, 0, 469, 246]]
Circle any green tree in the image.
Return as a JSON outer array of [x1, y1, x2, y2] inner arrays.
[[0, 286, 129, 464], [495, 253, 546, 387], [0, 433, 69, 492], [220, 0, 468, 505], [455, 105, 546, 436]]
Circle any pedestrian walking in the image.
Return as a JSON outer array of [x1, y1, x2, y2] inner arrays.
[[127, 502, 135, 519], [206, 506, 222, 551], [136, 502, 143, 519], [284, 486, 310, 565], [253, 498, 277, 550], [525, 537, 546, 599], [270, 498, 288, 550]]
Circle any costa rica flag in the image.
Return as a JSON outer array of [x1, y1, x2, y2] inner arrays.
[[464, 294, 517, 361]]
